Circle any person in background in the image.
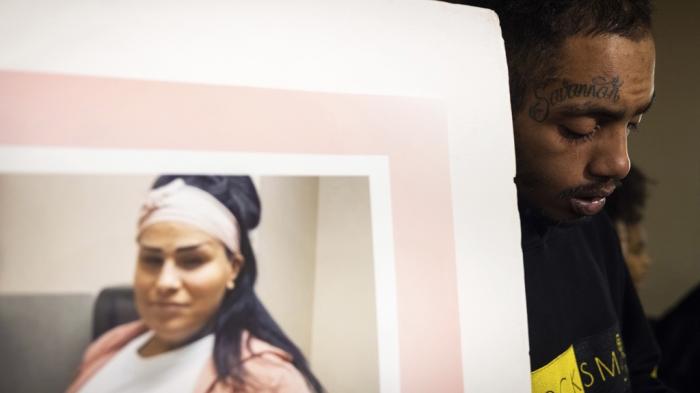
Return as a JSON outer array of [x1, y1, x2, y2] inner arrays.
[[605, 164, 699, 393], [67, 175, 323, 393], [605, 162, 700, 393], [605, 165, 653, 288]]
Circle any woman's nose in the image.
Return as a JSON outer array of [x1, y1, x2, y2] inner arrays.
[[155, 260, 182, 293]]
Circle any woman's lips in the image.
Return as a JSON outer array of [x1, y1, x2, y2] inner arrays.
[[570, 196, 607, 216], [151, 301, 188, 313]]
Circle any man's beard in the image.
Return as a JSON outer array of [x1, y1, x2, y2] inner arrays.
[[557, 179, 622, 200]]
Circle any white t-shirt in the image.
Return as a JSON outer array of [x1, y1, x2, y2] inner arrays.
[[79, 332, 214, 393]]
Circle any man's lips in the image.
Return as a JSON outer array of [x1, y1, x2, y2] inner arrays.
[[568, 186, 615, 216], [570, 196, 607, 216]]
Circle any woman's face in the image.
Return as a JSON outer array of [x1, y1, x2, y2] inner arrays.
[[134, 221, 237, 346]]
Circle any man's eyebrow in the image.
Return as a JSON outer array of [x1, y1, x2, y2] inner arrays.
[[556, 103, 627, 121], [555, 92, 656, 120], [635, 92, 656, 116]]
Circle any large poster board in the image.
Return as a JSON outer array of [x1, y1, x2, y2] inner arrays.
[[0, 1, 529, 392]]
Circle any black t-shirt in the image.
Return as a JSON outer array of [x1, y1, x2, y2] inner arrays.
[[520, 202, 671, 392]]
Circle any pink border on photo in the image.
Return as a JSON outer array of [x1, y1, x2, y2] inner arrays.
[[0, 70, 462, 392]]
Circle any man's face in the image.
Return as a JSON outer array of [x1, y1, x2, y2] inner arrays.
[[514, 34, 656, 221]]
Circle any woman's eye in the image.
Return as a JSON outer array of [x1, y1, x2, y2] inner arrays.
[[627, 122, 641, 133], [178, 257, 206, 270], [140, 255, 163, 267]]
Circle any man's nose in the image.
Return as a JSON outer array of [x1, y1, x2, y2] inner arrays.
[[588, 126, 631, 180], [155, 260, 182, 293]]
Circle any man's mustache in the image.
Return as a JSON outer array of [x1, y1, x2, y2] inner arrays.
[[558, 179, 623, 200]]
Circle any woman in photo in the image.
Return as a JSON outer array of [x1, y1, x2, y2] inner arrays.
[[67, 175, 323, 393]]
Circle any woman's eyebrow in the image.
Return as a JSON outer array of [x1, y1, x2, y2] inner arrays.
[[175, 243, 210, 253], [139, 245, 162, 253], [138, 242, 210, 253]]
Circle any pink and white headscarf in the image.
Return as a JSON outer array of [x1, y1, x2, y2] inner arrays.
[[138, 178, 240, 252]]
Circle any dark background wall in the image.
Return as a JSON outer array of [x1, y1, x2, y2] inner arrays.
[[630, 0, 700, 317]]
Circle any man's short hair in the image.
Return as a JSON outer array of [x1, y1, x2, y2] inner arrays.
[[444, 0, 653, 113], [605, 165, 651, 225]]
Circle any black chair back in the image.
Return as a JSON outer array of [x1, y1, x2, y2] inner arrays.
[[92, 286, 140, 340]]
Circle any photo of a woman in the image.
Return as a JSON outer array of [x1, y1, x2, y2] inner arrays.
[[66, 175, 323, 393]]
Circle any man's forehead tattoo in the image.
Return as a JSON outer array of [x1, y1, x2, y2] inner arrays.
[[528, 76, 624, 122]]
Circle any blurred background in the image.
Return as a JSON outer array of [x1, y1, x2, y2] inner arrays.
[[627, 1, 700, 318]]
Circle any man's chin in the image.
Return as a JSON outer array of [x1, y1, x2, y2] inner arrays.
[[553, 213, 592, 225], [534, 203, 593, 224]]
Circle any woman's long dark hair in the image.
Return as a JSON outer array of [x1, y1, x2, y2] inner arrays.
[[152, 175, 323, 392]]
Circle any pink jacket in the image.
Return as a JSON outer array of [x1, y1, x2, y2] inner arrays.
[[65, 321, 312, 393]]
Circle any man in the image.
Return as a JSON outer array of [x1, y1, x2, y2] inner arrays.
[[447, 0, 669, 391], [605, 165, 653, 288], [500, 1, 667, 391]]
